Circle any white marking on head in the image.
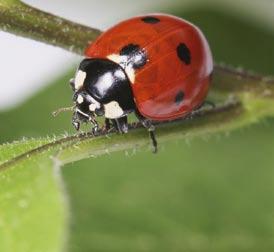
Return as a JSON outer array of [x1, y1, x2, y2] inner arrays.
[[77, 95, 84, 104], [74, 70, 86, 90], [89, 104, 97, 112], [88, 96, 101, 112], [104, 101, 124, 119]]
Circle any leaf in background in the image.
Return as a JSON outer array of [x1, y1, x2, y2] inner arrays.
[[64, 124, 274, 252]]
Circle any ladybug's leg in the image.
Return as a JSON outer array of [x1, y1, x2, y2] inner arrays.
[[72, 111, 81, 131], [103, 118, 117, 133], [114, 116, 129, 134], [135, 111, 158, 153], [148, 127, 157, 154], [105, 118, 111, 131], [89, 117, 100, 135]]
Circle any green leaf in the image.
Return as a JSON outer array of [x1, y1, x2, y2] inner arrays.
[[0, 139, 67, 252], [0, 138, 50, 165]]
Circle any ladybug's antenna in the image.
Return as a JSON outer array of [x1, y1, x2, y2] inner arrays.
[[52, 106, 75, 117]]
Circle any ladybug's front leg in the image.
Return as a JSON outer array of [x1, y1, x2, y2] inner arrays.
[[72, 109, 90, 131], [72, 111, 81, 131], [89, 117, 100, 135]]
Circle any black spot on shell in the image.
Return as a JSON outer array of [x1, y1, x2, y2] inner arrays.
[[141, 16, 160, 24], [120, 44, 140, 56], [177, 43, 191, 65], [175, 91, 184, 105], [120, 44, 147, 69]]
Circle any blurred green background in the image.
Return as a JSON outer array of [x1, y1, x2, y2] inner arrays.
[[1, 2, 274, 251]]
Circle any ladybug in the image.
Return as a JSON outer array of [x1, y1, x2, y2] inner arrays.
[[70, 14, 213, 152]]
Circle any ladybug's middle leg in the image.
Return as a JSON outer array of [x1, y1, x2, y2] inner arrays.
[[104, 118, 112, 131], [89, 117, 99, 135], [113, 116, 129, 134], [135, 110, 157, 153]]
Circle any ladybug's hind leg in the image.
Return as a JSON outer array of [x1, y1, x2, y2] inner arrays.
[[135, 110, 158, 153]]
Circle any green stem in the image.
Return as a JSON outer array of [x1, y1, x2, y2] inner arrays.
[[214, 65, 274, 96], [0, 0, 101, 54], [0, 98, 242, 169]]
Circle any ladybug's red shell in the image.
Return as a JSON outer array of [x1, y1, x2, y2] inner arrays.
[[85, 14, 213, 121]]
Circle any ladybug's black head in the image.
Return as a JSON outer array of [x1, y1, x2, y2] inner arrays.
[[70, 58, 135, 126]]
